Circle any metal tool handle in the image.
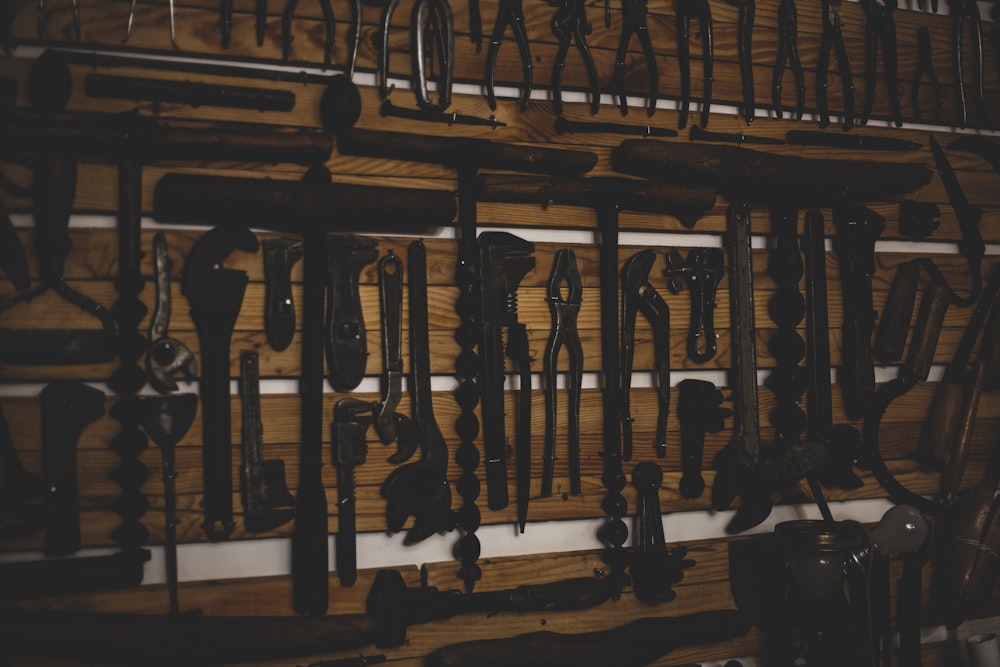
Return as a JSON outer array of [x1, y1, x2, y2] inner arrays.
[[263, 238, 302, 353], [32, 152, 76, 285]]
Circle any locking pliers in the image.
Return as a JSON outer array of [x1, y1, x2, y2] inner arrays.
[[622, 250, 671, 459], [860, 0, 902, 127], [485, 0, 534, 110], [542, 249, 583, 497], [550, 0, 601, 115]]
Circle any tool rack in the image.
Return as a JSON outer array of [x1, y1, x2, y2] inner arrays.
[[1, 0, 1000, 663]]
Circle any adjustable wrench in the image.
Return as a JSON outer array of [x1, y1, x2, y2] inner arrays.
[[183, 225, 259, 541], [373, 251, 403, 447], [325, 235, 379, 392], [332, 397, 370, 586], [262, 237, 302, 353], [147, 232, 197, 394]]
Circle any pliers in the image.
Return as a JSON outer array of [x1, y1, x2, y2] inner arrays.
[[912, 26, 944, 121], [675, 0, 713, 129], [622, 250, 671, 460], [485, 0, 534, 111], [725, 0, 755, 125], [281, 0, 335, 65], [952, 0, 985, 128], [772, 0, 804, 121], [38, 0, 81, 41], [614, 0, 659, 116], [816, 0, 855, 129], [378, 0, 454, 108], [550, 0, 601, 115], [860, 0, 902, 127], [542, 249, 583, 498]]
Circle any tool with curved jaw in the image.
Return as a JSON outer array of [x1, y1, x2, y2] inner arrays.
[[373, 251, 404, 447], [183, 225, 260, 542], [550, 0, 599, 115], [859, 0, 901, 126], [773, 0, 805, 121], [332, 397, 371, 586], [622, 250, 671, 459], [726, 0, 756, 125], [614, 0, 658, 116], [381, 240, 456, 544], [147, 233, 197, 393], [816, 0, 855, 129], [485, 0, 533, 110]]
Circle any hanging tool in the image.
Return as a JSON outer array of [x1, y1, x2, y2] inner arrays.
[[332, 397, 371, 587], [183, 225, 259, 542], [0, 403, 44, 540], [550, 0, 600, 115], [282, 0, 335, 65], [38, 0, 81, 40], [676, 379, 730, 499], [621, 249, 671, 460], [0, 154, 116, 365], [817, 0, 855, 129], [614, 0, 658, 116], [84, 74, 296, 113], [325, 235, 378, 392], [373, 251, 404, 447], [255, 0, 268, 46], [138, 393, 198, 615], [802, 211, 862, 491], [542, 249, 583, 498], [556, 116, 677, 136], [664, 248, 723, 364], [772, 0, 804, 121], [379, 100, 504, 127], [123, 0, 179, 48], [381, 240, 456, 544], [786, 129, 920, 152], [859, 0, 902, 127], [912, 26, 944, 122], [630, 462, 694, 602], [675, 0, 713, 129], [484, 0, 533, 110], [949, 135, 1000, 172], [239, 351, 295, 533], [726, 0, 756, 124], [147, 233, 198, 393], [952, 0, 985, 128], [263, 238, 303, 352], [411, 0, 455, 109], [479, 232, 535, 531], [690, 125, 784, 145], [41, 381, 106, 557]]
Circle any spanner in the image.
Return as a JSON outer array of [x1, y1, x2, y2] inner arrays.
[[147, 232, 197, 394]]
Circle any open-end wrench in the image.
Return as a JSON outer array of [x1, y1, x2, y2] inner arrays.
[[147, 232, 197, 394]]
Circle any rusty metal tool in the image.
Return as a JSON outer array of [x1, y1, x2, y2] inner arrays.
[[147, 233, 198, 393]]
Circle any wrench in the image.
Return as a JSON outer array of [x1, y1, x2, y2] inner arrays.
[[147, 232, 197, 393]]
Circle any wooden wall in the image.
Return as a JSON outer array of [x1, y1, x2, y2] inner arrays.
[[1, 0, 999, 663]]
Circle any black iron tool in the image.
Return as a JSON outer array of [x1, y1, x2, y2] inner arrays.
[[378, 0, 455, 110], [675, 0, 713, 129], [0, 154, 116, 365], [676, 379, 730, 499], [859, 0, 902, 126], [542, 249, 583, 497], [664, 248, 723, 364], [912, 26, 944, 121], [281, 0, 335, 64], [690, 125, 784, 145], [772, 0, 805, 120], [614, 0, 659, 116], [949, 135, 1000, 172], [138, 393, 198, 614], [263, 237, 302, 352], [802, 211, 862, 492], [622, 250, 671, 460], [239, 351, 295, 533], [332, 397, 371, 586], [817, 0, 855, 129], [484, 0, 533, 110], [726, 0, 756, 124], [952, 0, 985, 128], [183, 225, 260, 542], [785, 130, 920, 152], [0, 402, 44, 539], [630, 461, 694, 602], [479, 232, 535, 531], [83, 74, 296, 112], [41, 381, 106, 556], [325, 234, 378, 392], [381, 240, 457, 544], [147, 232, 198, 393], [373, 251, 404, 447], [549, 0, 599, 114]]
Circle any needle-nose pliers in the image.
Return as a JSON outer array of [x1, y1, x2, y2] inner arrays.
[[675, 0, 713, 129]]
